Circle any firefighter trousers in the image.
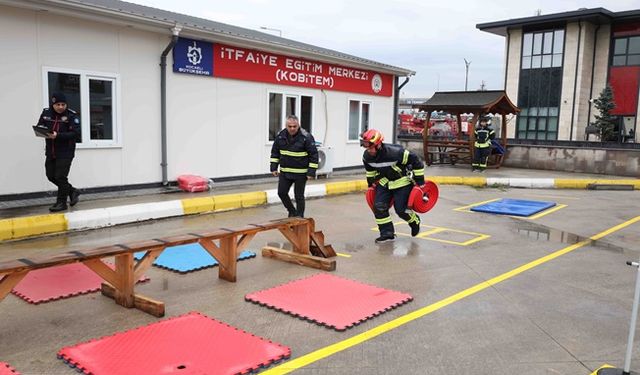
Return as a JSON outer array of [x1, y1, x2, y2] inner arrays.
[[373, 184, 419, 236]]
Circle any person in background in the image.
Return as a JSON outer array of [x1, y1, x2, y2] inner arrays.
[[270, 115, 319, 218], [36, 92, 81, 212], [472, 115, 495, 172]]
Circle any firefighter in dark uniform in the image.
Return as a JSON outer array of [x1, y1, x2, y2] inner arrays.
[[361, 129, 425, 243], [270, 115, 319, 218], [37, 92, 81, 212], [472, 115, 495, 172]]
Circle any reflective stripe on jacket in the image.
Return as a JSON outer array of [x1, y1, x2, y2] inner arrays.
[[270, 128, 319, 177]]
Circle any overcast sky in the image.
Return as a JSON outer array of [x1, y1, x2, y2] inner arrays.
[[133, 0, 638, 97]]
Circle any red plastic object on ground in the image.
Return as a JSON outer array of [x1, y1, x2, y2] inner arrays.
[[408, 181, 439, 213], [245, 273, 413, 331], [177, 174, 210, 192], [58, 312, 290, 375], [0, 362, 20, 375], [12, 263, 149, 304]]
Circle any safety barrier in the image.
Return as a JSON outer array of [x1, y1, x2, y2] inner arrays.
[[0, 218, 336, 317]]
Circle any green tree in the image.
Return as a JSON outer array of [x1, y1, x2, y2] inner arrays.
[[592, 85, 617, 141]]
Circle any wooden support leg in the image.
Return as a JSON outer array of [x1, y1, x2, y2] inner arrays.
[[199, 236, 239, 282], [114, 253, 135, 308], [100, 283, 165, 317], [292, 222, 310, 255], [0, 271, 28, 301]]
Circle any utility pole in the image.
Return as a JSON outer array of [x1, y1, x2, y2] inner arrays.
[[464, 58, 471, 91]]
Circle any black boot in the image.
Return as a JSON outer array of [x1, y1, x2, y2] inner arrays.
[[49, 201, 68, 212], [69, 188, 80, 206], [409, 217, 421, 237]]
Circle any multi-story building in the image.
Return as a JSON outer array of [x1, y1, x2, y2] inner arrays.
[[478, 8, 639, 142]]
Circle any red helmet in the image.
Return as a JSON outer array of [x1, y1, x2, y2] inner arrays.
[[360, 129, 384, 147]]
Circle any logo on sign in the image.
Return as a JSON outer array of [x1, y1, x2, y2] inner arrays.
[[187, 42, 202, 65], [371, 74, 383, 94]]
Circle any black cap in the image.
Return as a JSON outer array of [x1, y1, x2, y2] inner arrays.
[[51, 92, 67, 105]]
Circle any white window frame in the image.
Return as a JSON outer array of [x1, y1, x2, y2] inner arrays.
[[347, 98, 372, 142], [266, 90, 314, 143], [42, 67, 122, 148]]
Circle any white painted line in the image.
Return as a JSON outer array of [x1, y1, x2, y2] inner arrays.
[[65, 208, 110, 230], [265, 189, 281, 204], [486, 177, 509, 186], [305, 184, 327, 198]]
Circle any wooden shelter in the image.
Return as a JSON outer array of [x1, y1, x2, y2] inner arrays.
[[413, 90, 519, 168]]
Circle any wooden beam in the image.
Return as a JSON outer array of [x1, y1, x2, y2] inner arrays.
[[101, 283, 165, 317], [114, 253, 135, 308], [236, 233, 256, 254], [83, 259, 121, 290], [262, 246, 336, 271], [292, 222, 310, 255], [422, 111, 432, 163], [0, 271, 28, 301], [134, 248, 164, 281], [218, 236, 237, 282], [277, 226, 301, 250], [310, 231, 337, 258]]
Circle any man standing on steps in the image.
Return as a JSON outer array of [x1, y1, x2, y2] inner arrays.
[[36, 92, 81, 212], [270, 115, 319, 218]]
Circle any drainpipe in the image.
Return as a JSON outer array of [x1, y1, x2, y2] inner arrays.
[[569, 21, 583, 141], [504, 29, 510, 91], [586, 24, 601, 129], [393, 76, 411, 142], [160, 25, 181, 185]]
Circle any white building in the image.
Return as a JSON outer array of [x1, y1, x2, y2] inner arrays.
[[0, 0, 413, 197]]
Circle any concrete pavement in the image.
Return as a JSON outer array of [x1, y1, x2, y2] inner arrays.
[[1, 165, 639, 242]]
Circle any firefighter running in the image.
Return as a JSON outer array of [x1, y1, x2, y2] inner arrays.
[[472, 115, 495, 172], [361, 129, 426, 243]]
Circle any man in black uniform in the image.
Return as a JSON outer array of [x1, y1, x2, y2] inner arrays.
[[361, 129, 425, 243], [472, 115, 495, 172], [270, 115, 319, 218], [36, 92, 81, 212]]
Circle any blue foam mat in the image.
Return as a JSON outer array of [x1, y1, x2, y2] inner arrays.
[[470, 198, 556, 217], [134, 243, 256, 273]]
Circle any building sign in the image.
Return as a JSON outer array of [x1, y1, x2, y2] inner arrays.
[[173, 38, 393, 96], [173, 38, 213, 76]]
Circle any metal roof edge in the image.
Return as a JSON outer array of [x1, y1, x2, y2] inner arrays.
[[0, 0, 414, 76]]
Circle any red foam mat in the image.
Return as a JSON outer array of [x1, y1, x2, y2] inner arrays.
[[0, 362, 20, 375], [58, 312, 290, 375], [245, 273, 413, 331], [12, 263, 149, 304]]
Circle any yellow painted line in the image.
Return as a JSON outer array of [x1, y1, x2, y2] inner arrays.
[[240, 191, 267, 208], [526, 204, 568, 220], [325, 181, 358, 195], [181, 196, 215, 214], [453, 198, 501, 212], [373, 223, 490, 246], [0, 218, 11, 241], [527, 193, 580, 201], [12, 214, 67, 239], [336, 252, 352, 258], [213, 194, 243, 212], [590, 364, 614, 374], [263, 216, 640, 374], [458, 234, 492, 246]]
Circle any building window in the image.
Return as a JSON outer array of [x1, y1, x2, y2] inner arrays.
[[517, 29, 564, 140], [521, 29, 564, 69], [612, 36, 640, 66], [348, 100, 370, 141], [268, 92, 313, 141], [45, 68, 119, 147]]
